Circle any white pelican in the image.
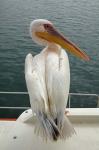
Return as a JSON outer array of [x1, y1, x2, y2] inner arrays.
[[25, 19, 89, 141]]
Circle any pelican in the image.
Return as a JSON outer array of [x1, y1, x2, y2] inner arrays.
[[25, 19, 89, 141]]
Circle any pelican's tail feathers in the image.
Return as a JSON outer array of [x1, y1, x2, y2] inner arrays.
[[61, 115, 76, 139], [34, 112, 60, 141]]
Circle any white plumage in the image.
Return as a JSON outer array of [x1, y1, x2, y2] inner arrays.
[[25, 19, 89, 141]]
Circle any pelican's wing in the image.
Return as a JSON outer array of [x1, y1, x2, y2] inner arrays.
[[46, 49, 75, 139], [25, 53, 46, 113], [25, 53, 60, 140], [45, 49, 70, 118]]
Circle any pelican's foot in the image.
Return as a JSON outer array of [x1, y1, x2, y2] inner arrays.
[[65, 110, 70, 115]]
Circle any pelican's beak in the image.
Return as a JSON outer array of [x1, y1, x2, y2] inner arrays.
[[36, 25, 90, 61]]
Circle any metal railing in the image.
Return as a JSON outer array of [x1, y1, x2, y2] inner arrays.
[[0, 91, 99, 109], [0, 91, 29, 110], [68, 93, 99, 108]]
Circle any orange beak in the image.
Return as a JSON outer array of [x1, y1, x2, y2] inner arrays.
[[36, 25, 90, 61]]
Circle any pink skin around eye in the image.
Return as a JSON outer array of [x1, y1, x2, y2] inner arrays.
[[44, 24, 53, 30]]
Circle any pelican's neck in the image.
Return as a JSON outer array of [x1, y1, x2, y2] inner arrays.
[[46, 43, 61, 54], [41, 43, 61, 57], [48, 43, 60, 50]]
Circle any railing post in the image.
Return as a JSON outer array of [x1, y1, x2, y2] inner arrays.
[[68, 94, 71, 108], [97, 95, 99, 108]]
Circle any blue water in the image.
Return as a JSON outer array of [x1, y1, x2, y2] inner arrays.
[[0, 0, 99, 116]]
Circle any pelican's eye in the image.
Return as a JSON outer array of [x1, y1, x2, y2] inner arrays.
[[44, 24, 52, 30]]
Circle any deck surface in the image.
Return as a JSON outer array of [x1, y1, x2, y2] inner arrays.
[[0, 108, 99, 150]]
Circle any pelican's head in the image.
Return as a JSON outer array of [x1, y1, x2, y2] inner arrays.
[[30, 19, 89, 60]]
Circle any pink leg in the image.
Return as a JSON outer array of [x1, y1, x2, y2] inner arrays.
[[65, 110, 70, 115]]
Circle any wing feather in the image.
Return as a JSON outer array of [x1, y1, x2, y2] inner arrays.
[[25, 53, 46, 113], [45, 49, 70, 118]]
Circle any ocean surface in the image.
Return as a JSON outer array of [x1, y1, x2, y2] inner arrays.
[[0, 0, 99, 117]]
